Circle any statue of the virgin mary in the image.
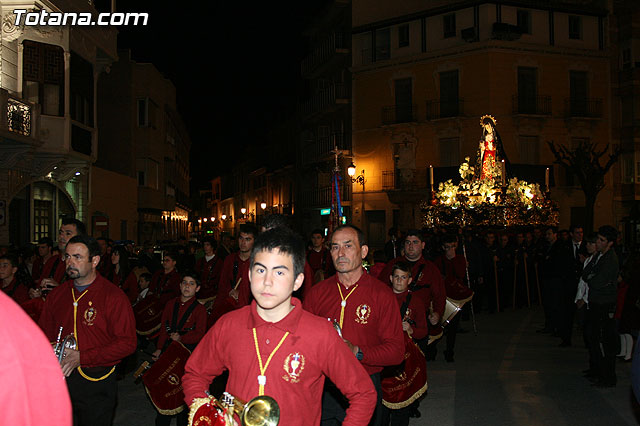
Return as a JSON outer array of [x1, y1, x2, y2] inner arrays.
[[474, 115, 511, 182]]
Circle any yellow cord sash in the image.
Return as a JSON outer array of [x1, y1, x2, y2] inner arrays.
[[336, 282, 359, 329], [252, 328, 289, 396], [71, 287, 116, 381]]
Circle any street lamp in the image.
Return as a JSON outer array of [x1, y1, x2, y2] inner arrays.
[[210, 217, 215, 222], [240, 207, 247, 215], [221, 214, 227, 220], [203, 217, 207, 222], [260, 201, 267, 210], [347, 162, 366, 228]]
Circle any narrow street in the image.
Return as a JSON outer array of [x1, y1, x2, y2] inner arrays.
[[114, 306, 637, 426]]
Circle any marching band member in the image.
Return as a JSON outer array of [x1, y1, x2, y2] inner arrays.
[[38, 235, 136, 426], [433, 235, 474, 363], [209, 223, 258, 323], [31, 218, 86, 298], [153, 272, 207, 426], [183, 227, 377, 425], [382, 261, 429, 426], [0, 254, 30, 304], [307, 228, 334, 283], [377, 230, 446, 322], [194, 237, 223, 300], [304, 224, 404, 426], [149, 251, 182, 307]]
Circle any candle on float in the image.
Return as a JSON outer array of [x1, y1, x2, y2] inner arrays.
[[501, 160, 506, 187], [429, 165, 434, 190], [545, 167, 550, 190]]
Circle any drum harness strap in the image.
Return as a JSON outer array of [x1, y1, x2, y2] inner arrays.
[[408, 263, 427, 292], [163, 299, 199, 351]]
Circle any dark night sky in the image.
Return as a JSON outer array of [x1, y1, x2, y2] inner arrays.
[[116, 1, 325, 190]]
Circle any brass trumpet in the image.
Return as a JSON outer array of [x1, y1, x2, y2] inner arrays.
[[53, 326, 77, 363], [189, 391, 279, 426]]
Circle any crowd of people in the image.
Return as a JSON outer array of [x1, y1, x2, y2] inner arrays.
[[1, 215, 636, 426]]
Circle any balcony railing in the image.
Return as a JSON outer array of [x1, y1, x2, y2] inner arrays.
[[299, 183, 352, 208], [300, 132, 352, 165], [425, 99, 464, 120], [512, 95, 551, 115], [564, 98, 603, 118], [382, 167, 428, 190], [300, 83, 350, 117], [7, 97, 32, 136], [301, 33, 348, 76], [382, 105, 417, 125]]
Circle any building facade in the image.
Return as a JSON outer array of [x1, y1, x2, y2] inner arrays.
[[350, 0, 613, 246], [98, 51, 191, 244], [297, 0, 353, 236], [0, 0, 117, 246]]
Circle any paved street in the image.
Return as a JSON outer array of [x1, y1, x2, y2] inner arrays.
[[113, 306, 637, 426]]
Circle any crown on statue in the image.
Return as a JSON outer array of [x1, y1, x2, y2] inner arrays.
[[480, 114, 497, 127]]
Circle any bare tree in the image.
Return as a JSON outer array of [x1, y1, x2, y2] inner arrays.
[[547, 140, 620, 233]]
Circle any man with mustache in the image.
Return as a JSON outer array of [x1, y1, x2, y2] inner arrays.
[[39, 235, 137, 426], [304, 224, 404, 426]]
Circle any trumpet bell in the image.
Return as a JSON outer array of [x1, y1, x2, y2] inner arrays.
[[241, 396, 279, 426]]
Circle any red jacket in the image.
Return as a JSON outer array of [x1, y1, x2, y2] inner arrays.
[[183, 298, 376, 426], [156, 296, 207, 351], [38, 273, 137, 368], [378, 256, 447, 317], [304, 270, 404, 375], [149, 269, 181, 307], [195, 255, 223, 299]]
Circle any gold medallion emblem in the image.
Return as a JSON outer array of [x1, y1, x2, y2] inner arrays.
[[355, 304, 371, 324], [168, 374, 180, 385], [282, 352, 305, 383], [84, 302, 96, 326]]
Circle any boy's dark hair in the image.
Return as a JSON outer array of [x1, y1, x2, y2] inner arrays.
[[391, 261, 412, 275], [239, 223, 259, 238], [180, 270, 201, 287], [262, 214, 290, 231], [202, 237, 217, 249], [598, 225, 618, 243], [332, 224, 367, 246], [546, 226, 558, 234], [251, 227, 306, 277], [311, 229, 324, 237], [441, 234, 458, 245], [38, 237, 53, 248], [66, 235, 101, 259], [405, 229, 425, 242], [61, 217, 86, 236], [163, 250, 178, 262], [139, 272, 152, 282], [0, 254, 19, 268]]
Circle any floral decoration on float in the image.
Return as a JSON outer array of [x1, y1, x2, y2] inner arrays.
[[422, 115, 559, 228]]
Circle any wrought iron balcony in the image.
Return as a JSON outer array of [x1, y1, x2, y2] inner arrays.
[[512, 95, 551, 115], [301, 33, 349, 77], [7, 97, 32, 136], [299, 183, 351, 208], [564, 98, 603, 118], [382, 105, 418, 125], [382, 167, 428, 190], [300, 83, 349, 117], [425, 99, 464, 120]]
